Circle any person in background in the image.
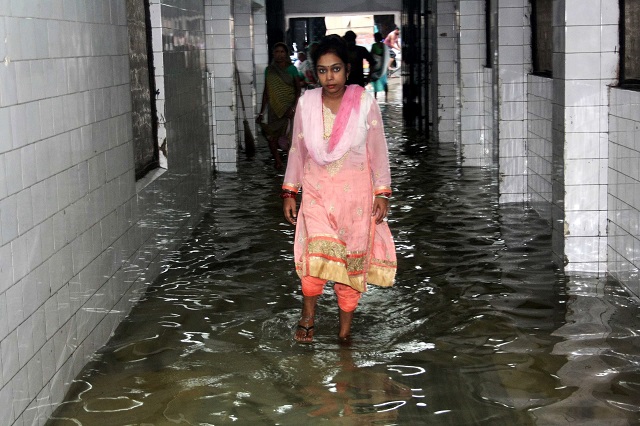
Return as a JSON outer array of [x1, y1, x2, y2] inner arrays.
[[369, 32, 390, 100], [281, 35, 397, 344], [295, 51, 307, 73], [257, 42, 302, 170], [296, 48, 319, 90], [384, 26, 401, 73], [343, 30, 376, 87]]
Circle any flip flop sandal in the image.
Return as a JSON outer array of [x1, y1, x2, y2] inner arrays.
[[295, 324, 314, 342]]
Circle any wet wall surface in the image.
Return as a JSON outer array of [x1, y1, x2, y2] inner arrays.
[[47, 98, 640, 425]]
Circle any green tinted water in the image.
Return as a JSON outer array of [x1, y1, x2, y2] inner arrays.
[[48, 94, 640, 425]]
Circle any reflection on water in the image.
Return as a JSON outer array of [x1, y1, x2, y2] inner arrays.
[[48, 94, 640, 425]]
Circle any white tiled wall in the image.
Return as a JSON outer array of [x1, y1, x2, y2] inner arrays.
[[550, 0, 567, 271], [453, 0, 530, 194], [205, 0, 238, 173], [0, 1, 212, 424], [483, 67, 494, 159], [436, 0, 457, 143], [608, 88, 640, 298], [496, 0, 529, 204], [527, 75, 553, 223], [456, 1, 637, 291], [459, 0, 489, 166], [235, 0, 256, 153], [253, 3, 268, 120], [552, 0, 617, 274]]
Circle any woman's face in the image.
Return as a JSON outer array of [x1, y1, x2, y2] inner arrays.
[[315, 52, 348, 96], [273, 46, 288, 63]]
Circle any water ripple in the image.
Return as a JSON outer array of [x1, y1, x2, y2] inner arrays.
[[47, 100, 640, 426]]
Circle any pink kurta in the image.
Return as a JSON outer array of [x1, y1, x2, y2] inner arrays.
[[282, 87, 397, 293]]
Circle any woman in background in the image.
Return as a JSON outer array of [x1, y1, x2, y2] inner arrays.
[[369, 32, 390, 100], [257, 42, 301, 170]]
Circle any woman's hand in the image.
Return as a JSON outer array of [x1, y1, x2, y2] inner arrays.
[[283, 198, 297, 225], [372, 197, 389, 224], [256, 113, 264, 123]]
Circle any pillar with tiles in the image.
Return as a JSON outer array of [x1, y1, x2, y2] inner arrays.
[[205, 0, 238, 172], [551, 0, 617, 273]]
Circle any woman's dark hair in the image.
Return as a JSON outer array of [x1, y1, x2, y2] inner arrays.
[[311, 34, 349, 67], [374, 32, 383, 43]]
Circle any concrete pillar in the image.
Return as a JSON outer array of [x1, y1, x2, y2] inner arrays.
[[458, 0, 490, 166], [436, 0, 458, 144], [551, 0, 617, 273], [205, 0, 238, 172], [496, 0, 530, 203], [253, 1, 268, 119], [234, 0, 256, 154]]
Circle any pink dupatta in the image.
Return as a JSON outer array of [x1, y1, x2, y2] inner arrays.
[[302, 85, 365, 166]]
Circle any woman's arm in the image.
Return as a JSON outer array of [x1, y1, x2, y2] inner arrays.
[[282, 102, 307, 224], [257, 70, 269, 123], [282, 104, 306, 189], [366, 100, 392, 224]]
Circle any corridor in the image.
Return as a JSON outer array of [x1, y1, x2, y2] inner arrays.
[[3, 1, 640, 424], [46, 97, 640, 425]]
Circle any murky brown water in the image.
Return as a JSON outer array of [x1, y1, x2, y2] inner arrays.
[[48, 88, 640, 425]]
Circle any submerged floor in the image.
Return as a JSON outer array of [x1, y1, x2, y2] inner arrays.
[[47, 87, 640, 425]]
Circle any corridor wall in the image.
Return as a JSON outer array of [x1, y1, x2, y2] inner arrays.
[[0, 1, 212, 424], [435, 0, 458, 144], [459, 0, 490, 167], [526, 75, 553, 224], [441, 1, 640, 297], [608, 89, 640, 298], [437, 0, 530, 206]]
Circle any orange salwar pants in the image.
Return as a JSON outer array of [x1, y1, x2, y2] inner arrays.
[[301, 276, 361, 312]]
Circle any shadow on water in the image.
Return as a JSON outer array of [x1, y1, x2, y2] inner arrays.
[[48, 98, 640, 425]]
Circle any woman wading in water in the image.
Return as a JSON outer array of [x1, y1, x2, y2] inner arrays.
[[281, 35, 397, 343], [257, 42, 301, 169]]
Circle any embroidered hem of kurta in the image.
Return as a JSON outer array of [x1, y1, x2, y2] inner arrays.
[[295, 235, 397, 293]]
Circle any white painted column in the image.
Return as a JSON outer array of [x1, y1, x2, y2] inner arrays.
[[496, 0, 530, 203], [234, 0, 255, 152], [458, 0, 489, 166], [205, 0, 238, 172], [436, 0, 458, 144], [253, 0, 268, 119], [552, 0, 617, 273]]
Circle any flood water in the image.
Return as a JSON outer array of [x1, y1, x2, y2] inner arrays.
[[48, 88, 640, 425]]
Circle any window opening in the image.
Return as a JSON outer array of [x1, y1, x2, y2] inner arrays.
[[485, 0, 493, 68], [620, 0, 640, 89], [531, 0, 552, 77], [127, 0, 160, 180]]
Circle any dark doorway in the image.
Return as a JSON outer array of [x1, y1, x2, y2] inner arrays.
[[288, 17, 327, 54], [266, 0, 286, 56], [401, 0, 431, 134]]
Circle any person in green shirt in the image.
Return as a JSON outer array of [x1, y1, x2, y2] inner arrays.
[[369, 32, 390, 100], [257, 42, 302, 169]]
